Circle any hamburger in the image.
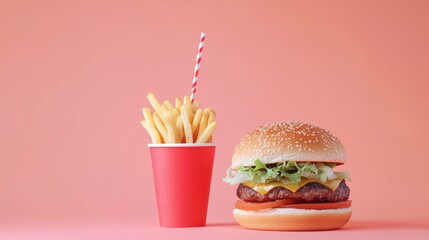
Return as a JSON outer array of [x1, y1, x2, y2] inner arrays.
[[224, 122, 352, 231]]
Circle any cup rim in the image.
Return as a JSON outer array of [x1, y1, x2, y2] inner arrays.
[[148, 143, 216, 147]]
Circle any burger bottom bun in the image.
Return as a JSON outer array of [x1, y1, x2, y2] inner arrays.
[[233, 207, 352, 231]]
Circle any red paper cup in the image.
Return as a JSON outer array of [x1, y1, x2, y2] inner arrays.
[[148, 143, 215, 227]]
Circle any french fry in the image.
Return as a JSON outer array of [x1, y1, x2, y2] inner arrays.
[[176, 117, 183, 143], [207, 110, 216, 143], [141, 120, 161, 144], [197, 122, 218, 143], [207, 111, 215, 143], [175, 98, 183, 109], [142, 108, 163, 143], [191, 109, 203, 134], [183, 95, 191, 106], [197, 108, 210, 140], [183, 95, 194, 122], [172, 108, 180, 121], [160, 105, 169, 117], [208, 110, 216, 124], [142, 108, 151, 120], [162, 112, 176, 144], [207, 111, 217, 143], [147, 93, 163, 117], [153, 112, 168, 143], [163, 100, 174, 111], [191, 101, 200, 113], [142, 108, 156, 129], [181, 105, 193, 143]]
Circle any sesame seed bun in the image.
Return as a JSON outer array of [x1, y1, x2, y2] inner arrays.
[[233, 207, 352, 231], [231, 122, 346, 168]]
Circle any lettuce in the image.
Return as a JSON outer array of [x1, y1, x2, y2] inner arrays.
[[224, 160, 350, 185]]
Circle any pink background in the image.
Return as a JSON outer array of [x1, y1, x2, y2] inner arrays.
[[1, 0, 428, 238]]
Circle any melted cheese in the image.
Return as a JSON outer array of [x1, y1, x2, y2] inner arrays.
[[243, 179, 343, 195]]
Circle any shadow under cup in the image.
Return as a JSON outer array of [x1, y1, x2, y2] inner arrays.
[[148, 144, 216, 227]]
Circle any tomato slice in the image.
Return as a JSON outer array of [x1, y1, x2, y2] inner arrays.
[[235, 200, 352, 211], [235, 199, 299, 211], [275, 200, 352, 210]]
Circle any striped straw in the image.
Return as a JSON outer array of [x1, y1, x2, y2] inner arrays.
[[190, 33, 206, 103]]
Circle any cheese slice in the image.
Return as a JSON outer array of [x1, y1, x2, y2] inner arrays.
[[243, 179, 343, 195]]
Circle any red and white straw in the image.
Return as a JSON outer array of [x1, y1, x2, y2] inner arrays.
[[190, 33, 206, 103]]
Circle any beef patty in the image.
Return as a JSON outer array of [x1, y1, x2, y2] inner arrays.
[[237, 180, 350, 203]]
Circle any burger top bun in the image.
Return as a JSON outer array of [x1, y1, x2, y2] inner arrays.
[[231, 122, 346, 168]]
